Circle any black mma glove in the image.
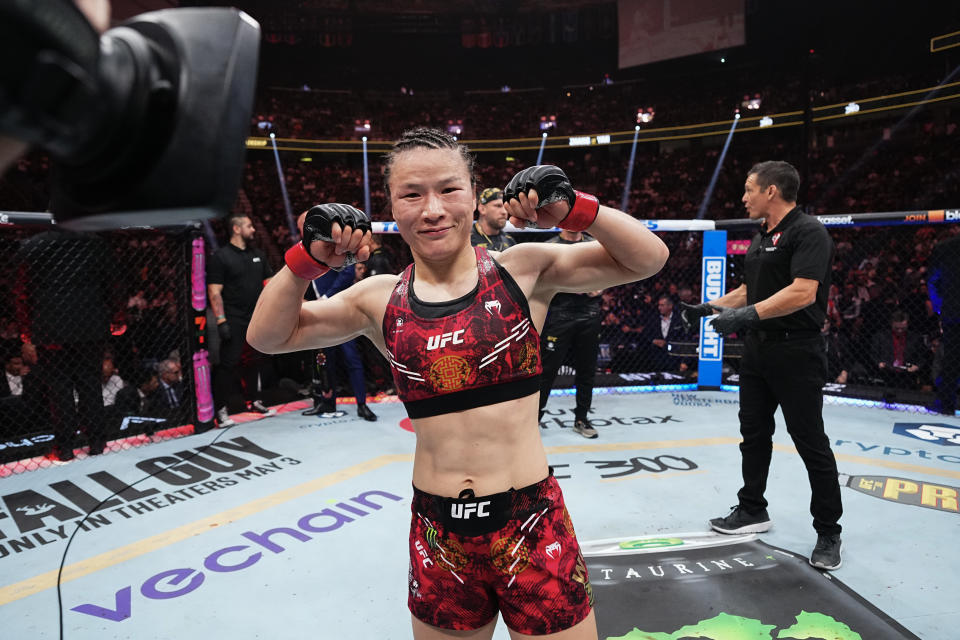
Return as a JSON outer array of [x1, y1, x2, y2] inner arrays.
[[503, 165, 600, 231], [679, 301, 717, 332], [711, 305, 760, 336], [217, 321, 232, 342], [301, 203, 372, 271], [504, 165, 576, 212]]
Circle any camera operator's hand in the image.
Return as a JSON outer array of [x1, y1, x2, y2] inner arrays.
[[217, 320, 232, 343]]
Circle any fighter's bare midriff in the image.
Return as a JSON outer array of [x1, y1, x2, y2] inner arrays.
[[410, 392, 549, 497]]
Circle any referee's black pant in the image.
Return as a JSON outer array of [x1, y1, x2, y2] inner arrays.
[[737, 332, 843, 536], [539, 311, 602, 421]]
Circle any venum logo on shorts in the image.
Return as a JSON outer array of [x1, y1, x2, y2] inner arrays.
[[426, 329, 465, 350], [450, 500, 491, 519], [545, 541, 562, 559]]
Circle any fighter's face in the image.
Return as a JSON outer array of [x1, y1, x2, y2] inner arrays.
[[389, 148, 476, 260]]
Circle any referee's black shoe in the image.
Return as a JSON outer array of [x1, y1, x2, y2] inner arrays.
[[709, 505, 772, 534], [809, 534, 842, 570]]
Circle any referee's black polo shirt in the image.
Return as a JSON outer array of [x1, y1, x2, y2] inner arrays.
[[207, 243, 274, 323], [743, 207, 834, 332]]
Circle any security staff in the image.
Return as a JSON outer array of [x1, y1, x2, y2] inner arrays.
[[538, 230, 603, 439], [470, 187, 516, 251], [681, 161, 843, 571], [207, 214, 275, 426]]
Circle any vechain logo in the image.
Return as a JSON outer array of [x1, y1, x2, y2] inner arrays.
[[70, 489, 404, 622], [699, 257, 725, 362]]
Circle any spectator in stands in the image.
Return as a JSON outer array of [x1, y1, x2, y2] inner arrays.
[[836, 283, 861, 328], [207, 214, 277, 426], [641, 295, 690, 374], [156, 358, 189, 424], [101, 355, 125, 407], [859, 282, 893, 341], [1, 349, 27, 399], [1, 332, 38, 443], [107, 310, 140, 376], [469, 187, 516, 251], [822, 317, 850, 384], [114, 366, 165, 435], [871, 310, 927, 389]]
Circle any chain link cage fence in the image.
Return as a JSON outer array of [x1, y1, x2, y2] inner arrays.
[[1, 222, 210, 475], [537, 214, 959, 416], [2, 211, 957, 477]]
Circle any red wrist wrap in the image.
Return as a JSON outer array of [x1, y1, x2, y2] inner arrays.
[[559, 191, 599, 232], [285, 243, 330, 280]]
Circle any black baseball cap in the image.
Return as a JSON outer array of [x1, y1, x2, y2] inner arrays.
[[479, 187, 503, 204]]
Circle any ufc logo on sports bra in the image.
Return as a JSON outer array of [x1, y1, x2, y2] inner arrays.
[[426, 329, 466, 351], [450, 500, 491, 519]]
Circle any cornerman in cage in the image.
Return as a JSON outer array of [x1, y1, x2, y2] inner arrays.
[[681, 160, 844, 571], [537, 228, 604, 439], [303, 263, 378, 421]]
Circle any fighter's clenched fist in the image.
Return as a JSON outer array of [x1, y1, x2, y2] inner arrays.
[[286, 203, 373, 279], [502, 165, 599, 232]]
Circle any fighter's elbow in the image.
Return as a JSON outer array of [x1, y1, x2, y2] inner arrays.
[[655, 242, 670, 271], [642, 241, 670, 277], [245, 325, 282, 355]]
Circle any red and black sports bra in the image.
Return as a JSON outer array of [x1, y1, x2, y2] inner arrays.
[[382, 246, 542, 419]]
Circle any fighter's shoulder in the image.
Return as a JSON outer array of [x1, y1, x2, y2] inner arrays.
[[354, 273, 401, 296], [496, 241, 562, 279]]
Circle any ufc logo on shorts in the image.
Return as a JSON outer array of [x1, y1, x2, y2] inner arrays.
[[426, 329, 465, 351], [450, 500, 491, 519], [415, 539, 433, 568]]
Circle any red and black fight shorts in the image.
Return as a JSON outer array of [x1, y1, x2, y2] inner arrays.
[[407, 472, 593, 635]]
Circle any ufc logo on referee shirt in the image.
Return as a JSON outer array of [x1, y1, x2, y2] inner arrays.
[[450, 500, 491, 519], [426, 329, 465, 350]]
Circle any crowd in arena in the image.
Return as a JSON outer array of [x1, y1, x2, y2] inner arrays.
[[2, 74, 959, 460]]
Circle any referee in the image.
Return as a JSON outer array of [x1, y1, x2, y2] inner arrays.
[[681, 161, 843, 570], [538, 229, 603, 439]]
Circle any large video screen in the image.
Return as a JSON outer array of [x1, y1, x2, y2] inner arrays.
[[618, 0, 745, 69]]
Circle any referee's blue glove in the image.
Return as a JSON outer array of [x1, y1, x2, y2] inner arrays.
[[711, 305, 759, 336]]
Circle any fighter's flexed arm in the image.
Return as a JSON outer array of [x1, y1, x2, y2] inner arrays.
[[247, 204, 388, 355], [495, 165, 669, 319]]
